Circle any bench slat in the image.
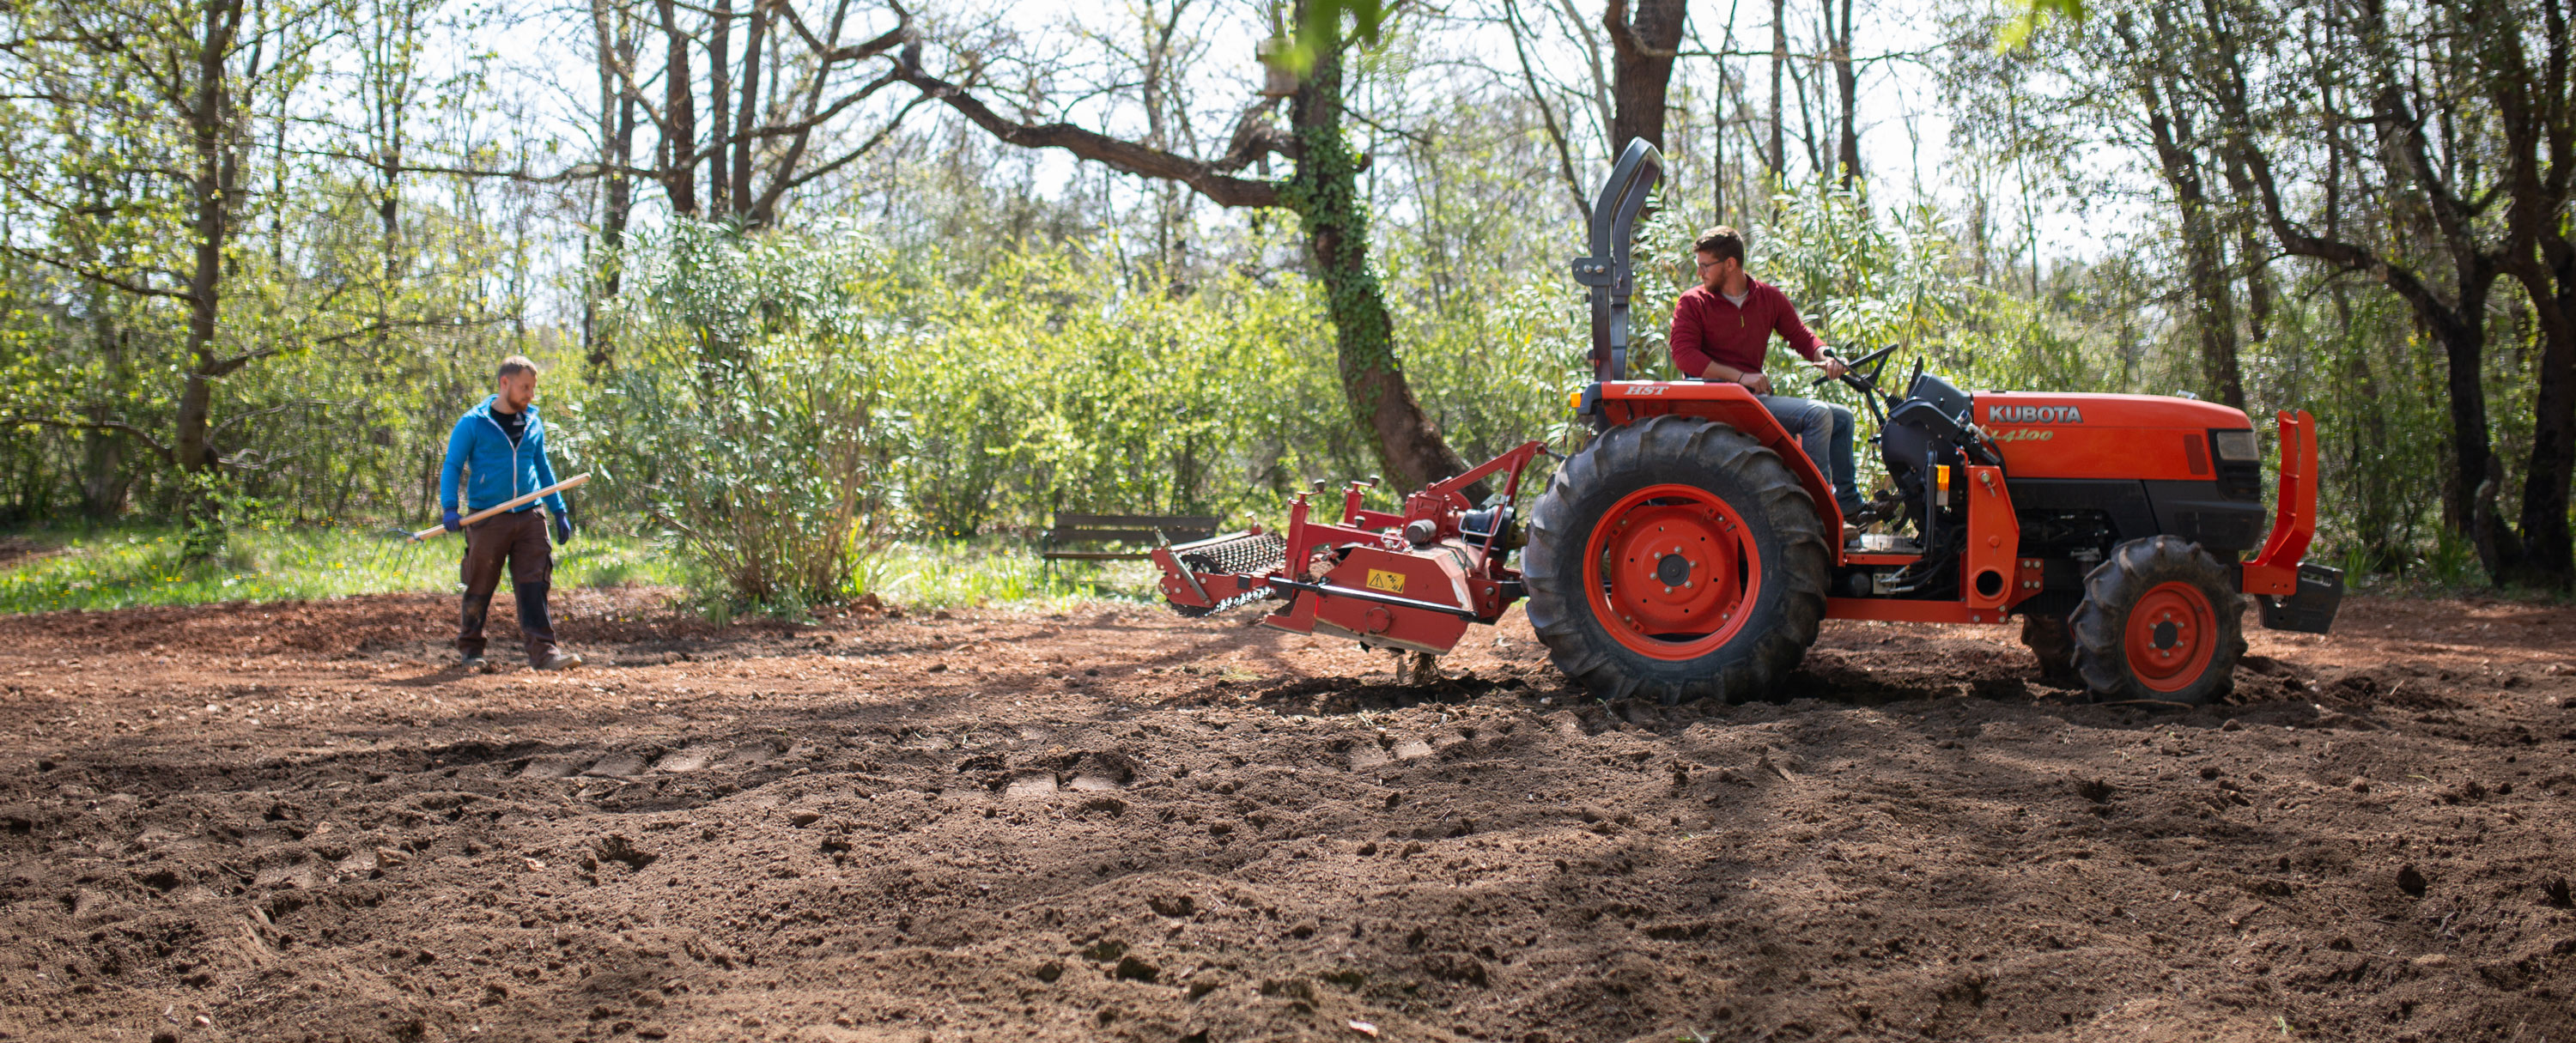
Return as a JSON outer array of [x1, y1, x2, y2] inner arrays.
[[1052, 513, 1222, 530], [1043, 529, 1200, 545]]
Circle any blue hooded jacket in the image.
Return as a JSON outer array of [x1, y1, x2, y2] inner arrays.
[[440, 395, 569, 516]]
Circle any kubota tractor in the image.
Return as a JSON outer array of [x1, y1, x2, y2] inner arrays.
[[1153, 140, 2344, 705]]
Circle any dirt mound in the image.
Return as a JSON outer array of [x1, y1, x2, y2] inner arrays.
[[0, 591, 2569, 1041]]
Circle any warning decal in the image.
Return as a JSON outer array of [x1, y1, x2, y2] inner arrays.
[[1365, 568, 1407, 594]]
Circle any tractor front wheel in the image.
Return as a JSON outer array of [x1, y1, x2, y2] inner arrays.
[[1523, 415, 1832, 704], [2069, 536, 2246, 704]]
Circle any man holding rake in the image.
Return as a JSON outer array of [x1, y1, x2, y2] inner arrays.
[[440, 355, 583, 673]]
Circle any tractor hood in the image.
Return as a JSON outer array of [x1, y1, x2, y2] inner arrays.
[[1973, 391, 2252, 481]]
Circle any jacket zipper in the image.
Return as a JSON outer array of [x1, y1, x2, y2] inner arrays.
[[476, 399, 538, 512]]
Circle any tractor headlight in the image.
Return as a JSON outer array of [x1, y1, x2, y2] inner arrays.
[[2213, 429, 2257, 462]]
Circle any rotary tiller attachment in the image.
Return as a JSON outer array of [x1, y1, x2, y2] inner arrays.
[[1151, 442, 1549, 657]]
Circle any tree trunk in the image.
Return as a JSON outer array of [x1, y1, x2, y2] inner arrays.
[[589, 0, 639, 365], [2516, 294, 2575, 588], [2499, 0, 2576, 589], [79, 295, 128, 518], [730, 0, 768, 218], [1710, 63, 1728, 222], [1829, 0, 1857, 186], [1767, 0, 1785, 174], [175, 0, 246, 502], [708, 0, 732, 211], [2427, 300, 2509, 572], [1603, 0, 1686, 151], [657, 0, 696, 215], [2123, 17, 2245, 409], [1286, 40, 1473, 490]]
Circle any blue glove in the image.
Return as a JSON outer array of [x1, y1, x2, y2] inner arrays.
[[441, 509, 463, 533], [552, 511, 574, 545]]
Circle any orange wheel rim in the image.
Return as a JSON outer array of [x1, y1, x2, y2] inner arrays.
[[2124, 580, 2217, 693], [1581, 483, 1761, 661]]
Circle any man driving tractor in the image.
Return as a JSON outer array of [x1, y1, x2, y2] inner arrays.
[[1668, 226, 1864, 524]]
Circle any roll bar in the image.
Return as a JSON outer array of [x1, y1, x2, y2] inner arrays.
[[1571, 137, 1665, 382]]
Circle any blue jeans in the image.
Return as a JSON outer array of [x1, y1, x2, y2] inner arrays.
[[1758, 394, 1860, 516]]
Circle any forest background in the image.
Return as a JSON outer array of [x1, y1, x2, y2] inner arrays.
[[0, 0, 2566, 613]]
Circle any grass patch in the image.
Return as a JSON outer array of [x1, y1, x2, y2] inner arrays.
[[0, 523, 700, 615], [0, 525, 1184, 618], [850, 538, 1162, 611]]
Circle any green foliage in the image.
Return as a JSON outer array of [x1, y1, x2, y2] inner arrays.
[[589, 220, 890, 616], [884, 233, 1369, 531], [859, 539, 1129, 609], [2424, 526, 2481, 588], [1996, 0, 2089, 52], [177, 470, 271, 563], [1264, 0, 1392, 76]]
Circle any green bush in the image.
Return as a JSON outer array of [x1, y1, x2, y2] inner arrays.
[[587, 220, 892, 615]]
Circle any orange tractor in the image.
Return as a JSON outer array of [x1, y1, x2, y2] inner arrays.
[[1153, 140, 2342, 704]]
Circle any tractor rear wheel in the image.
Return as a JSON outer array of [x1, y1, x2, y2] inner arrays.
[[2069, 536, 2245, 704], [1523, 415, 1832, 704]]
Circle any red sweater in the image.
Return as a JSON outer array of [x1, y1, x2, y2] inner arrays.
[[1668, 279, 1824, 378]]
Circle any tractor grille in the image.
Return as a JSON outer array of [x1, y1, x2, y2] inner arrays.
[[1176, 531, 1287, 577]]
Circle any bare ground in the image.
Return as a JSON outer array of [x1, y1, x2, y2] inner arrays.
[[0, 588, 2570, 1043]]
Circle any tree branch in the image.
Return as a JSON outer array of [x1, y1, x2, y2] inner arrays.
[[781, 94, 931, 191], [1, 412, 173, 463], [210, 397, 353, 437], [0, 245, 198, 304], [894, 58, 1281, 209]]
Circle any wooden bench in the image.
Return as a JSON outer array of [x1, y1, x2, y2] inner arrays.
[[1041, 512, 1222, 573]]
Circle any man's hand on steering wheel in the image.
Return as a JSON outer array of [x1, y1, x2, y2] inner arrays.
[[1805, 349, 1851, 390]]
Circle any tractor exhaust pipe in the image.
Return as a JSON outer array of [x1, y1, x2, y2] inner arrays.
[[1571, 137, 1664, 382]]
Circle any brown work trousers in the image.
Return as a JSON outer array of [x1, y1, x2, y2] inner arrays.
[[456, 509, 556, 661]]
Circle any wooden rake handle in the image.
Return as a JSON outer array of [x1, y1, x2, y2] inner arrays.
[[410, 474, 592, 543]]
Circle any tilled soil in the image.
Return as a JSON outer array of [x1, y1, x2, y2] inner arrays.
[[0, 589, 2570, 1043]]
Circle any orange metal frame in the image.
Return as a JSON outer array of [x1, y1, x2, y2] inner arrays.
[[1590, 382, 1846, 537], [1822, 463, 2026, 625], [1822, 410, 2320, 625], [2240, 409, 2318, 596]]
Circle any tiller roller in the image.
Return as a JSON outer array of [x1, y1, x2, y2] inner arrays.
[[1152, 443, 1548, 655]]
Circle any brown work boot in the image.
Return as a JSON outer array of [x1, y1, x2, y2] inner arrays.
[[533, 651, 585, 671]]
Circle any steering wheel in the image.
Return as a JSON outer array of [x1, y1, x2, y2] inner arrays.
[[1808, 343, 1900, 397]]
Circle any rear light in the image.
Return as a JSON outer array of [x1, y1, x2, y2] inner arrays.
[[2213, 429, 2257, 462]]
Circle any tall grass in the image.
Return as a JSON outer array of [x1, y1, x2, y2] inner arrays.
[[0, 525, 698, 615], [851, 539, 1162, 610]]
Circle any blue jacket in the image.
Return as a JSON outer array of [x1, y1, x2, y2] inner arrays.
[[440, 395, 568, 515]]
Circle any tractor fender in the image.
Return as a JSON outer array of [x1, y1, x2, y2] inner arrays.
[[1578, 380, 1844, 537]]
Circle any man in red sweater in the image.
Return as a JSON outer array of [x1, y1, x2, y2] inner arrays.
[[1668, 226, 1862, 520]]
